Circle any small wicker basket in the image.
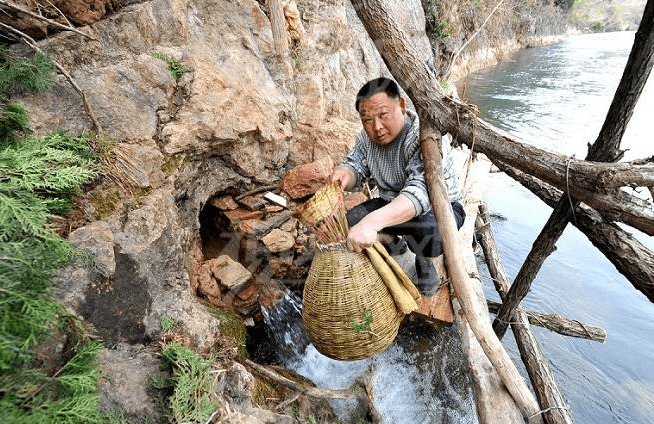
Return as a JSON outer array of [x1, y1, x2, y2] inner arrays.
[[296, 184, 404, 360]]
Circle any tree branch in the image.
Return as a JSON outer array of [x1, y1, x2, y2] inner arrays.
[[0, 0, 96, 40]]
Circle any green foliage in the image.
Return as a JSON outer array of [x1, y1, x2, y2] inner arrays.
[[350, 310, 373, 334], [0, 128, 104, 423], [440, 80, 450, 92], [0, 131, 99, 218], [0, 45, 55, 94], [92, 187, 122, 220], [0, 46, 105, 424], [159, 315, 177, 333], [0, 131, 101, 372], [0, 99, 30, 148], [0, 341, 103, 424], [160, 153, 188, 176], [149, 51, 191, 81], [0, 46, 55, 148], [210, 308, 247, 360], [430, 17, 452, 41], [160, 342, 219, 423], [291, 46, 302, 69]]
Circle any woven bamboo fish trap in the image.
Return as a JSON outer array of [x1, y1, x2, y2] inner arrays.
[[296, 183, 404, 360]]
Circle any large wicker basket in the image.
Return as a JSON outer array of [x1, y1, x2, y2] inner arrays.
[[297, 184, 404, 360], [302, 246, 403, 360]]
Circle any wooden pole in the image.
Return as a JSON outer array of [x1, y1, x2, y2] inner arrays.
[[492, 0, 654, 337], [497, 161, 654, 303], [449, 154, 525, 423], [421, 127, 543, 422], [485, 300, 607, 343], [476, 202, 574, 424]]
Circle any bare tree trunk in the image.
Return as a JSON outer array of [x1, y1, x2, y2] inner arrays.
[[492, 0, 654, 338], [497, 161, 654, 303], [476, 203, 574, 424]]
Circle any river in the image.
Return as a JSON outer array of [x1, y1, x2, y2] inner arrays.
[[458, 31, 654, 424]]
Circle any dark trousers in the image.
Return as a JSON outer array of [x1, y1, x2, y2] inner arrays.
[[346, 197, 466, 258]]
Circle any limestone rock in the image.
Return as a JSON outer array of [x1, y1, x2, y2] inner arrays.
[[68, 220, 116, 278], [112, 143, 166, 188], [98, 343, 165, 423], [261, 229, 295, 253]]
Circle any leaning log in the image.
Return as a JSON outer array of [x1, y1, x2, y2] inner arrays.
[[485, 300, 607, 343], [492, 0, 654, 337], [476, 203, 574, 424], [421, 128, 542, 422], [498, 161, 654, 303], [450, 153, 526, 423]]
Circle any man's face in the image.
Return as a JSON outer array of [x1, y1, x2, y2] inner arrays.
[[358, 92, 407, 145]]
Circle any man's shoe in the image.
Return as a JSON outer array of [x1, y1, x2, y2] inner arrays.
[[382, 235, 408, 256], [414, 255, 439, 296]]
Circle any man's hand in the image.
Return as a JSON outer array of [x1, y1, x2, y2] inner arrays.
[[345, 220, 379, 253], [330, 167, 354, 191], [344, 194, 417, 253]]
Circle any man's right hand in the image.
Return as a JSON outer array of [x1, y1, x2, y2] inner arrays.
[[330, 167, 353, 191]]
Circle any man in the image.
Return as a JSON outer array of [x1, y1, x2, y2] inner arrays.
[[331, 77, 464, 295]]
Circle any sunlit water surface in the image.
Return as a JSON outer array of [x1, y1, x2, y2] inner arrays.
[[459, 31, 654, 424]]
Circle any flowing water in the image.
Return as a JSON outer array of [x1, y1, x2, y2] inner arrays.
[[458, 31, 654, 424], [260, 290, 477, 424]]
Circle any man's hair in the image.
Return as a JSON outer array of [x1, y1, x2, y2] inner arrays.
[[355, 77, 401, 112]]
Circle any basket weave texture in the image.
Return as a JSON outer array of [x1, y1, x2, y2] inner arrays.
[[302, 246, 403, 360], [296, 183, 403, 360]]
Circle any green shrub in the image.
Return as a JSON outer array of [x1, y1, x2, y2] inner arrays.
[[0, 45, 54, 93], [0, 44, 108, 424], [160, 342, 219, 422], [0, 46, 55, 148]]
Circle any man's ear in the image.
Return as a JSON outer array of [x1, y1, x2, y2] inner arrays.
[[399, 96, 407, 113]]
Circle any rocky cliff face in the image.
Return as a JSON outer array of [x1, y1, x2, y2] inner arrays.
[[7, 0, 570, 421]]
